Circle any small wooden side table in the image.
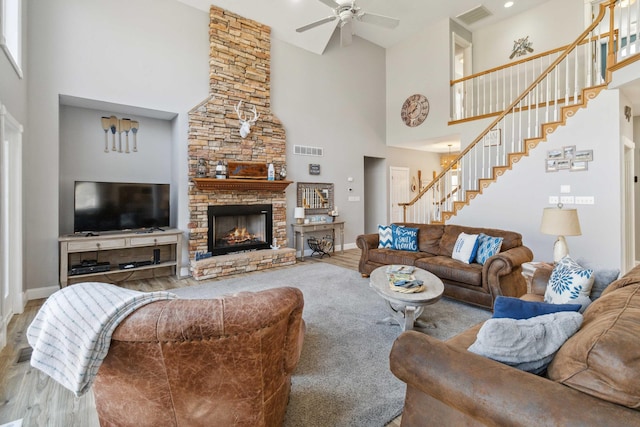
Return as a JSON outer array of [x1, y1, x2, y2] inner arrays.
[[521, 261, 554, 293], [291, 221, 344, 261]]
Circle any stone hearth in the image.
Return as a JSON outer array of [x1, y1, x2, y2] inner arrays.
[[188, 6, 294, 280]]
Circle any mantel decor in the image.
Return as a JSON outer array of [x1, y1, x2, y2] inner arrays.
[[191, 178, 292, 192]]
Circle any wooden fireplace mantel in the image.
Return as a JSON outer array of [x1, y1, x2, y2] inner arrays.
[[191, 178, 293, 192]]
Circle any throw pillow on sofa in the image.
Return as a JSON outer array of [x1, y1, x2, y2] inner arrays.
[[451, 232, 479, 264], [493, 296, 582, 320], [475, 233, 503, 265], [575, 257, 620, 300], [378, 225, 393, 248], [468, 311, 583, 374], [545, 255, 594, 311], [391, 224, 418, 252]]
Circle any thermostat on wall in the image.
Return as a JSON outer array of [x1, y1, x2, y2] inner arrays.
[[309, 164, 320, 175]]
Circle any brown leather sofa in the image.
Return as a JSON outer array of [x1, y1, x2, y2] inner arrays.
[[389, 264, 640, 426], [356, 224, 533, 309], [93, 287, 305, 427]]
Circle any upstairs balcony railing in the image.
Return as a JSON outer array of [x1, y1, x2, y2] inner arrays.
[[452, 0, 640, 123], [402, 0, 630, 224]]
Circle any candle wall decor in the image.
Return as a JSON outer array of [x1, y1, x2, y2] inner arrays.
[[101, 116, 140, 153]]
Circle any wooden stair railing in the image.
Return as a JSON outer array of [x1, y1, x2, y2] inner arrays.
[[401, 0, 620, 224]]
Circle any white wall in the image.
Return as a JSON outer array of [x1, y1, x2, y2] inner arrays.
[[271, 33, 437, 247], [452, 90, 623, 270], [58, 105, 174, 234], [26, 0, 210, 291], [472, 0, 584, 71]]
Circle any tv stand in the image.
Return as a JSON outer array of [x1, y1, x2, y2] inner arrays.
[[59, 228, 183, 287]]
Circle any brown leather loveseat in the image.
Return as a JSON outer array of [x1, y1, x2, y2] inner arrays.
[[389, 264, 640, 426], [356, 224, 533, 309], [93, 287, 305, 427]]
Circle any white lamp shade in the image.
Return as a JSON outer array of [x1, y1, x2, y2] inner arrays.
[[294, 207, 305, 219], [540, 208, 581, 237]]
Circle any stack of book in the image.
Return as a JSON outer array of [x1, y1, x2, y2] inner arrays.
[[386, 265, 425, 294]]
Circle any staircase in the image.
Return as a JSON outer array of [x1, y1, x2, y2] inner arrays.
[[401, 0, 636, 224]]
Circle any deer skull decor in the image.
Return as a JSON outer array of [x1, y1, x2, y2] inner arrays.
[[234, 101, 260, 138]]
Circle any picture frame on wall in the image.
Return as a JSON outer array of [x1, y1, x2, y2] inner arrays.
[[545, 159, 558, 172], [556, 159, 571, 170], [483, 129, 501, 147], [574, 149, 593, 162], [563, 145, 576, 159], [547, 149, 563, 160], [570, 161, 589, 172]]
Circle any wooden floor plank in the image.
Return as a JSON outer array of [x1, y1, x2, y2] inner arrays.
[[0, 248, 402, 426]]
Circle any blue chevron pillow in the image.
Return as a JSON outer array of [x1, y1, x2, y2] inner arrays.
[[378, 225, 393, 248]]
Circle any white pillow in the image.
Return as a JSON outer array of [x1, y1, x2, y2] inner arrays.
[[451, 232, 480, 264], [544, 256, 595, 311]]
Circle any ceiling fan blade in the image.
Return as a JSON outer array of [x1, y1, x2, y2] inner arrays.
[[340, 21, 353, 47], [296, 16, 337, 33], [317, 0, 340, 9], [358, 12, 400, 29]]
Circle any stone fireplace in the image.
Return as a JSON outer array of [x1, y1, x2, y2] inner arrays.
[[187, 6, 295, 280]]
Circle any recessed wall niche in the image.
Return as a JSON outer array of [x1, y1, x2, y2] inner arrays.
[[58, 96, 177, 235]]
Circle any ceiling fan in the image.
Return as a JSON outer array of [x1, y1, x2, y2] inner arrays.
[[296, 0, 400, 47]]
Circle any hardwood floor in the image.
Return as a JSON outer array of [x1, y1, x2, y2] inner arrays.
[[0, 248, 402, 426]]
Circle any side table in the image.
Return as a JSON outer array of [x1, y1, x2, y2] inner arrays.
[[521, 261, 554, 293], [291, 221, 344, 261]]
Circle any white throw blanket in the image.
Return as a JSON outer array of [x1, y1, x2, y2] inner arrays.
[[27, 282, 177, 396], [468, 311, 583, 374]]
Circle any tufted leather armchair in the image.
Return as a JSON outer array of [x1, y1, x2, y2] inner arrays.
[[93, 287, 305, 427]]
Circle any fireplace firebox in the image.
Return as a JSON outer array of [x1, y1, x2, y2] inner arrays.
[[207, 204, 273, 255]]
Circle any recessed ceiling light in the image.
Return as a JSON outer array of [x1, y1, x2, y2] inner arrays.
[[504, 1, 514, 7]]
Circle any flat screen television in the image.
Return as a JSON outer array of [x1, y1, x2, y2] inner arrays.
[[74, 181, 170, 233]]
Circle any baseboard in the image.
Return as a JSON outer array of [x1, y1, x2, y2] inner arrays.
[[26, 286, 60, 301]]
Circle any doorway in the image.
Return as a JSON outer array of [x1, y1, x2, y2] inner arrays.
[[363, 156, 386, 234], [623, 137, 635, 273], [0, 102, 24, 350], [452, 32, 473, 121], [390, 167, 410, 223]]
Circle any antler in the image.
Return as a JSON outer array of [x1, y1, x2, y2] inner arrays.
[[248, 105, 260, 124], [234, 101, 246, 121]]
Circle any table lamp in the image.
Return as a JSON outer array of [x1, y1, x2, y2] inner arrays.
[[294, 207, 305, 224], [540, 206, 581, 263]]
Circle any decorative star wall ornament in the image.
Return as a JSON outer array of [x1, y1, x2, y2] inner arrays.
[[510, 36, 534, 59]]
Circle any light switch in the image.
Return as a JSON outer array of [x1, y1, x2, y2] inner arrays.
[[575, 196, 595, 205], [560, 196, 574, 204], [348, 196, 360, 202], [549, 196, 559, 204]]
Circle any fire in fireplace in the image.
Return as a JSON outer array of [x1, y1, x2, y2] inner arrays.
[[207, 204, 273, 255]]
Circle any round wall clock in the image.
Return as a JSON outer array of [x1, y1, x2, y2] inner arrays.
[[401, 94, 429, 127]]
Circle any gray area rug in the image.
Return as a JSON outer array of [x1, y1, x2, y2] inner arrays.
[[171, 263, 491, 427]]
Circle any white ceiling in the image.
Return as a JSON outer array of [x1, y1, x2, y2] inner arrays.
[[176, 0, 552, 55]]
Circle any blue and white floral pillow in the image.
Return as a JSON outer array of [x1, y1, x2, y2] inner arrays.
[[545, 256, 594, 311], [378, 225, 393, 248], [475, 233, 504, 265]]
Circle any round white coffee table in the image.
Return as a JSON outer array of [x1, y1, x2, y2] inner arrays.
[[369, 265, 444, 331]]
